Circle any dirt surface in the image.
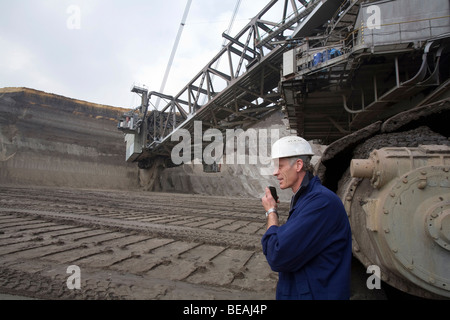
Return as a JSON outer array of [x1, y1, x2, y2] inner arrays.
[[0, 185, 292, 300]]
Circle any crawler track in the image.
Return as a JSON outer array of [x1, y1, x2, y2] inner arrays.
[[0, 186, 288, 300]]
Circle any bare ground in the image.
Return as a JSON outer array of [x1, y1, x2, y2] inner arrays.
[[0, 185, 289, 300]]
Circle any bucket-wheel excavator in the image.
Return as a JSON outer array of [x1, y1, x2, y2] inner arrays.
[[118, 0, 450, 298]]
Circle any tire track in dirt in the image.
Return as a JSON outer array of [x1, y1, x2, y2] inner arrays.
[[0, 185, 287, 299]]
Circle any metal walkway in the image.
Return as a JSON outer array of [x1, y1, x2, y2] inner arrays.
[[280, 0, 450, 143]]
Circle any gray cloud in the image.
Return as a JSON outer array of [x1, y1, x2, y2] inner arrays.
[[0, 0, 260, 108]]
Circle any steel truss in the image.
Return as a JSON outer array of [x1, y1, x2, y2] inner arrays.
[[120, 0, 328, 166]]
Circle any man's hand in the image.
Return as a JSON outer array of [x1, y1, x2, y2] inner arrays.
[[262, 187, 278, 211], [262, 187, 280, 230]]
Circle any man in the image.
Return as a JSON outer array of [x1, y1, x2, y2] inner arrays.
[[261, 136, 352, 300]]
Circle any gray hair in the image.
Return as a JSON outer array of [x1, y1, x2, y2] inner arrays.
[[287, 155, 314, 173]]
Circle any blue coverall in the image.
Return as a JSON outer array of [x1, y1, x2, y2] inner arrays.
[[261, 173, 352, 300]]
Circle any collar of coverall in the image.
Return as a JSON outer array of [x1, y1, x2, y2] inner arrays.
[[288, 171, 314, 219]]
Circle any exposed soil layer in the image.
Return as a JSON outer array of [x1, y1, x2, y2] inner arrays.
[[0, 87, 138, 190]]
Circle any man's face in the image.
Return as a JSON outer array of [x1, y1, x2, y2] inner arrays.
[[273, 157, 301, 190]]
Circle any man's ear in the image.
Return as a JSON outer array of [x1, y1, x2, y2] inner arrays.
[[296, 159, 304, 173]]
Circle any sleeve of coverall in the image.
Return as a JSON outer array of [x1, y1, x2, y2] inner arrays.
[[261, 191, 341, 273]]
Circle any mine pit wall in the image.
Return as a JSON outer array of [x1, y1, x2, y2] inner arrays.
[[146, 112, 292, 200], [0, 87, 139, 190], [0, 87, 324, 200], [146, 112, 326, 201]]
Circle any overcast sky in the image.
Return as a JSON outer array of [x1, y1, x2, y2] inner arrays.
[[0, 0, 270, 108]]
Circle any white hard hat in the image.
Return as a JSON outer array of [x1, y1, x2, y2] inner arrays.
[[271, 136, 314, 159]]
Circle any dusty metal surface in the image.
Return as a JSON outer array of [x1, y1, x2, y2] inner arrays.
[[281, 0, 450, 143], [345, 146, 450, 298]]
